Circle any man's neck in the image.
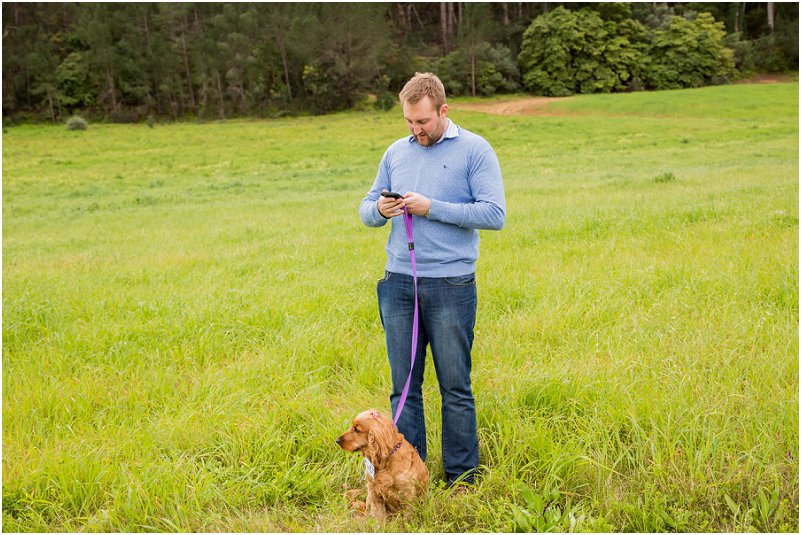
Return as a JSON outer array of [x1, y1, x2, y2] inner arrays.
[[433, 118, 451, 144]]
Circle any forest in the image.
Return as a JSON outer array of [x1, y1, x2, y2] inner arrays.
[[2, 2, 798, 123]]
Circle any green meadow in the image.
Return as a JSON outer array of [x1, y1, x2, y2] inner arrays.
[[2, 82, 798, 532]]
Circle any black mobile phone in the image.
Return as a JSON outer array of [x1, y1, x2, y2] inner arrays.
[[381, 191, 403, 199]]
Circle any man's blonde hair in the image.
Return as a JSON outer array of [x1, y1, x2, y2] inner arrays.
[[398, 72, 447, 111]]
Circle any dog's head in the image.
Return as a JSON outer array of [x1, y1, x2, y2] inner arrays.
[[336, 409, 397, 461]]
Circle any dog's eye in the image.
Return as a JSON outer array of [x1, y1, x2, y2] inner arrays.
[[354, 426, 361, 433]]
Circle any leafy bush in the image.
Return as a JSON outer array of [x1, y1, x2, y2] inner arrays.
[[645, 13, 735, 89], [517, 6, 648, 97], [56, 52, 94, 110], [730, 26, 799, 75], [65, 115, 88, 131], [518, 7, 736, 96], [438, 44, 519, 97]]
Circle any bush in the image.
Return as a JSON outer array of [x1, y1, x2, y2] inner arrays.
[[518, 7, 736, 96], [438, 44, 519, 97], [645, 13, 735, 89], [654, 172, 676, 183], [517, 6, 648, 96], [732, 28, 799, 75], [65, 115, 88, 131], [374, 92, 395, 111]]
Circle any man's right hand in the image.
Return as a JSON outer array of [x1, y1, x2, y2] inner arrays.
[[378, 190, 405, 218]]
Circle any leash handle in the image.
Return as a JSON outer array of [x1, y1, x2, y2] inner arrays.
[[393, 207, 418, 427]]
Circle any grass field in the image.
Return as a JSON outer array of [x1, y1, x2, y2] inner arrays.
[[2, 82, 798, 532]]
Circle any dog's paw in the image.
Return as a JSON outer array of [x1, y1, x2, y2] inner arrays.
[[345, 488, 368, 515], [344, 488, 364, 502], [350, 500, 368, 515]]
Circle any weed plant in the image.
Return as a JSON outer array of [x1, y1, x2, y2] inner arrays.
[[65, 116, 88, 131], [2, 82, 798, 532]]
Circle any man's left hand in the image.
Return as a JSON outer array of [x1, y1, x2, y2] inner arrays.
[[402, 192, 431, 217]]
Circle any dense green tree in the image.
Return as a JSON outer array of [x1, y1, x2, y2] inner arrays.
[[300, 3, 393, 113], [56, 51, 94, 112], [439, 43, 519, 97], [518, 6, 648, 96], [646, 12, 735, 89]]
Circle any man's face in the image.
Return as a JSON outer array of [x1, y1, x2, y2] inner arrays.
[[402, 96, 448, 147]]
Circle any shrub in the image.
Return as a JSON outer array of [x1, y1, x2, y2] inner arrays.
[[517, 6, 648, 97], [438, 44, 519, 97], [645, 13, 735, 89], [654, 172, 676, 183], [65, 115, 88, 131], [518, 8, 735, 95], [374, 91, 395, 111]]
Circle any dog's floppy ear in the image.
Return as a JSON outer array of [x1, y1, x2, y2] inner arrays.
[[366, 411, 395, 463]]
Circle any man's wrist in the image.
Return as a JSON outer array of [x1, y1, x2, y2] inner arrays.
[[377, 201, 391, 219]]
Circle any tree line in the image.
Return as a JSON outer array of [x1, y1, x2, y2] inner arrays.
[[2, 2, 797, 123]]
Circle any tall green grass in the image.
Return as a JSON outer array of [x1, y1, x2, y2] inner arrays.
[[3, 82, 798, 532]]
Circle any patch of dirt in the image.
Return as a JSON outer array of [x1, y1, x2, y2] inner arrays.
[[736, 73, 797, 84], [450, 97, 569, 116], [450, 74, 796, 117]]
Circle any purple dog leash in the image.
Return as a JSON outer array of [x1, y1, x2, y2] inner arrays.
[[393, 206, 419, 427]]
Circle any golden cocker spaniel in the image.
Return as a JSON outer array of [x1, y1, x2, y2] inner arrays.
[[336, 409, 429, 520]]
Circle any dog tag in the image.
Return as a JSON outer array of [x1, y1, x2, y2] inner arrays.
[[364, 458, 375, 479]]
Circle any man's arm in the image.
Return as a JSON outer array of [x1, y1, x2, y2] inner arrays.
[[359, 152, 397, 227], [405, 148, 506, 230]]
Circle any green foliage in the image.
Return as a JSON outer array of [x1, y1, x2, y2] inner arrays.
[[65, 115, 88, 130], [374, 92, 396, 112], [723, 487, 796, 532], [518, 6, 584, 97], [729, 26, 800, 75], [646, 13, 735, 89], [654, 172, 676, 183], [518, 7, 739, 96], [301, 64, 336, 115], [438, 44, 519, 97], [437, 2, 517, 98], [297, 4, 395, 114], [518, 7, 648, 97], [511, 484, 614, 532], [56, 52, 95, 110]]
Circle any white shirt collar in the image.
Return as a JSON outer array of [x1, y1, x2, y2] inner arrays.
[[408, 119, 459, 145]]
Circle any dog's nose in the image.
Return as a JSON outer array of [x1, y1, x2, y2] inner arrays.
[[336, 437, 342, 445]]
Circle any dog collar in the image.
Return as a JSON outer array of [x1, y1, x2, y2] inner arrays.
[[364, 442, 404, 480], [388, 442, 402, 458]]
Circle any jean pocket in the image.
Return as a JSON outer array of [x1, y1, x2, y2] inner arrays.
[[444, 274, 476, 286], [378, 271, 393, 284]]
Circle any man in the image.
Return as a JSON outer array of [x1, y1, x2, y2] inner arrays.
[[358, 72, 506, 488]]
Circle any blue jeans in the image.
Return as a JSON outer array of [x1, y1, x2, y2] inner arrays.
[[377, 271, 478, 485]]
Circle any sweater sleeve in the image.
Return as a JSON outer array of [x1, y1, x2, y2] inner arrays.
[[428, 147, 506, 230], [358, 150, 391, 228]]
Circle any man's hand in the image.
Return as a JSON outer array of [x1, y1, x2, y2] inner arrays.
[[378, 190, 405, 218], [402, 192, 431, 217]]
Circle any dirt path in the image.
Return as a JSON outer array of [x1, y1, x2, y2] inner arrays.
[[450, 96, 568, 116], [449, 74, 795, 117], [737, 73, 797, 84]]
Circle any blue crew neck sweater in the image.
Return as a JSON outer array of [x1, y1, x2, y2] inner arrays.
[[359, 122, 506, 278]]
